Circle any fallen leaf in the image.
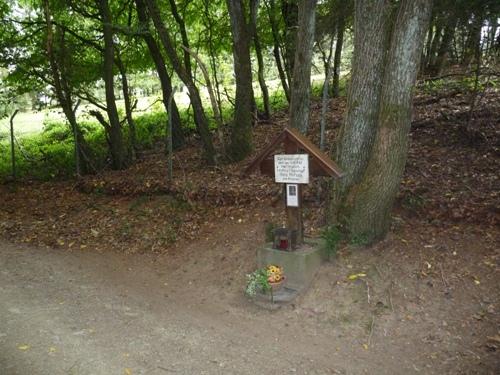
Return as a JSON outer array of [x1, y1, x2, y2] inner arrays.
[[124, 368, 132, 375], [348, 273, 367, 280], [18, 345, 30, 351]]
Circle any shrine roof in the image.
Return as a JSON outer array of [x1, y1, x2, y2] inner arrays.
[[245, 127, 343, 179]]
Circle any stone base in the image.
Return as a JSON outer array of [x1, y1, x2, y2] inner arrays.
[[253, 287, 300, 310], [256, 238, 327, 293]]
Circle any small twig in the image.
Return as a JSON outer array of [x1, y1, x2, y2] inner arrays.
[[439, 263, 449, 288], [374, 264, 384, 278], [362, 279, 371, 305], [367, 315, 375, 346], [388, 282, 394, 312]]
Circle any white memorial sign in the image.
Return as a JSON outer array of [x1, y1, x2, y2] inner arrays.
[[274, 154, 309, 184]]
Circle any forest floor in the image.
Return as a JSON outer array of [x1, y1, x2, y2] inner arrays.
[[0, 87, 499, 374]]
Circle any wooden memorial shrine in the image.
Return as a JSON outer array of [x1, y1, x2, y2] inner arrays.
[[245, 127, 343, 249]]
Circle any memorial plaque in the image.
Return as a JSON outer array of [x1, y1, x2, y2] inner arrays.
[[274, 154, 309, 184], [286, 184, 299, 207]]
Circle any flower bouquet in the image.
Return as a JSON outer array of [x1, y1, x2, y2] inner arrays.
[[245, 264, 285, 296]]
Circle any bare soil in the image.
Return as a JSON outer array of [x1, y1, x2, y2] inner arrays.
[[1, 214, 498, 374]]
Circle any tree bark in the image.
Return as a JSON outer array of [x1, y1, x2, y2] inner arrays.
[[98, 0, 126, 170], [135, 0, 184, 149], [226, 0, 256, 161], [332, 0, 391, 214], [337, 0, 432, 243], [145, 0, 215, 164], [289, 0, 317, 133]]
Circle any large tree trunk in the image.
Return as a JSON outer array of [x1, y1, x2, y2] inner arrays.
[[135, 0, 184, 149], [333, 0, 391, 210], [226, 0, 255, 161], [289, 0, 317, 133], [145, 0, 215, 164], [98, 0, 126, 170], [334, 0, 432, 243]]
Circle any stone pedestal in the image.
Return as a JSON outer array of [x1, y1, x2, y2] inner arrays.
[[256, 238, 327, 292]]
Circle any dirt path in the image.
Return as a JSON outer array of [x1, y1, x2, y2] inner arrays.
[[1, 217, 498, 374]]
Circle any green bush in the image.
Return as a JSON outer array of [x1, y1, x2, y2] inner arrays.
[[0, 86, 306, 181], [322, 225, 343, 259]]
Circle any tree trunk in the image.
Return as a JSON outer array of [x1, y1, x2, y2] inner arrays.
[[337, 0, 432, 243], [135, 0, 184, 149], [252, 7, 271, 120], [427, 21, 443, 70], [98, 0, 126, 170], [463, 13, 483, 67], [145, 0, 215, 164], [333, 0, 391, 212], [432, 12, 457, 76], [115, 52, 137, 160], [203, 0, 224, 120], [332, 14, 345, 98], [289, 0, 317, 133], [9, 110, 18, 181], [281, 0, 299, 84], [43, 0, 89, 176], [266, 0, 291, 102], [226, 0, 255, 161]]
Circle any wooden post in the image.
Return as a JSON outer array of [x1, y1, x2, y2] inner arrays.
[[286, 184, 303, 245], [284, 134, 303, 245]]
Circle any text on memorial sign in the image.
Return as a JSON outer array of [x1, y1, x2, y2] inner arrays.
[[274, 154, 309, 184]]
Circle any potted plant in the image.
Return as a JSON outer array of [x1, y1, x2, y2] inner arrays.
[[245, 265, 285, 297]]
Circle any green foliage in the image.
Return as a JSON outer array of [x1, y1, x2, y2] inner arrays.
[[268, 89, 289, 110], [350, 232, 371, 247], [134, 111, 168, 149], [245, 268, 271, 297], [321, 225, 343, 258], [0, 105, 203, 181], [419, 76, 495, 96]]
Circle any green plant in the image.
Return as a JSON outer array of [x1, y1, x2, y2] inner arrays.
[[322, 225, 342, 258], [245, 268, 270, 297], [350, 232, 371, 247]]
